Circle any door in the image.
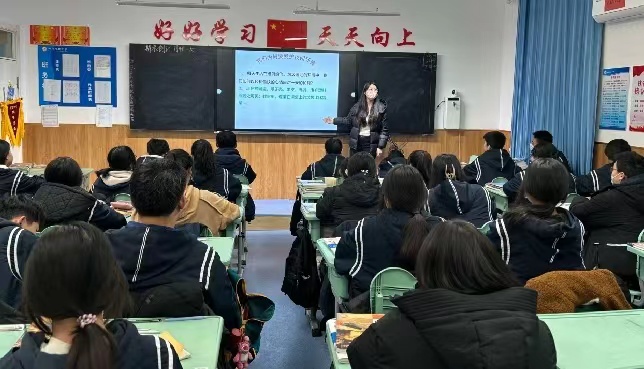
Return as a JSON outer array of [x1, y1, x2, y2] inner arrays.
[[0, 24, 22, 162]]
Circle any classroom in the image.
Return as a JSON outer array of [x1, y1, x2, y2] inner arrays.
[[1, 0, 644, 368]]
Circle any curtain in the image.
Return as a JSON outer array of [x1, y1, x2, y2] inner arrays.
[[511, 0, 603, 174]]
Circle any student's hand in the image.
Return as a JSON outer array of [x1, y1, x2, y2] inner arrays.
[[376, 148, 383, 157], [323, 117, 333, 124]]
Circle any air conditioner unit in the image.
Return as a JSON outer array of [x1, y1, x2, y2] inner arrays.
[[593, 0, 644, 23]]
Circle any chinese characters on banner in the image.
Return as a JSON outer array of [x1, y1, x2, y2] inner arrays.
[[599, 67, 630, 131], [152, 20, 415, 48], [630, 66, 644, 132]]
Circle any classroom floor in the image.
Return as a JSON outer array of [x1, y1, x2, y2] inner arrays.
[[242, 230, 329, 369]]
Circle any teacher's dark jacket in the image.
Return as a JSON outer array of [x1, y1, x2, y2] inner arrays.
[[333, 99, 389, 153], [348, 287, 557, 369]]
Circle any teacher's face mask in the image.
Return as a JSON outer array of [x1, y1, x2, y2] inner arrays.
[[365, 85, 378, 100]]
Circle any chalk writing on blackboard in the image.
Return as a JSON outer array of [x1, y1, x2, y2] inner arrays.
[[144, 44, 197, 54]]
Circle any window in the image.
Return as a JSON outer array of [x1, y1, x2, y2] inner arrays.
[[0, 30, 15, 59]]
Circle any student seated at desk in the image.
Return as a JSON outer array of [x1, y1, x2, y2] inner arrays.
[[106, 159, 240, 329], [427, 154, 495, 228], [335, 165, 444, 299], [214, 131, 257, 222], [463, 131, 518, 185], [164, 150, 240, 233], [486, 158, 585, 284], [408, 150, 432, 212], [576, 139, 631, 196], [0, 195, 42, 309], [34, 157, 126, 231], [503, 143, 576, 203], [570, 151, 644, 289], [316, 152, 380, 228], [1, 222, 182, 369], [92, 145, 136, 202], [136, 138, 169, 166], [377, 147, 406, 179], [532, 130, 572, 172], [301, 137, 346, 180], [191, 139, 242, 203], [0, 140, 45, 197], [347, 220, 556, 369]]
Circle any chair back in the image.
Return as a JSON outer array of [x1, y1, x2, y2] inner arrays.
[[491, 177, 508, 185], [234, 174, 249, 185], [639, 229, 644, 242], [565, 193, 579, 204], [468, 155, 478, 164], [113, 193, 132, 203], [370, 267, 417, 314]]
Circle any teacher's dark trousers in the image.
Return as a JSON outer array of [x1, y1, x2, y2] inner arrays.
[[351, 136, 376, 158]]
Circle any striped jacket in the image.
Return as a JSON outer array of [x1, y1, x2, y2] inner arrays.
[[193, 167, 242, 203], [106, 222, 241, 330], [463, 149, 518, 186], [428, 180, 495, 228], [485, 209, 586, 284], [576, 163, 612, 197], [0, 220, 38, 308], [503, 170, 577, 203], [334, 209, 444, 297], [0, 167, 45, 198]]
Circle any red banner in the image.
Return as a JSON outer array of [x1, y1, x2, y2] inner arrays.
[[605, 0, 626, 11]]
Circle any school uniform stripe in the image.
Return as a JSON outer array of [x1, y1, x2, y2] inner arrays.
[[132, 227, 150, 283], [447, 179, 463, 214], [311, 163, 316, 178], [12, 228, 24, 279], [519, 171, 525, 181], [475, 158, 482, 183], [154, 335, 162, 369], [10, 171, 23, 197], [495, 220, 505, 262], [483, 188, 493, 221], [243, 162, 249, 175], [6, 227, 19, 280], [223, 169, 230, 197], [199, 247, 213, 283], [349, 219, 364, 277], [500, 219, 511, 264], [579, 220, 586, 269], [204, 248, 217, 290], [87, 200, 99, 222], [591, 170, 599, 192], [165, 338, 174, 369]]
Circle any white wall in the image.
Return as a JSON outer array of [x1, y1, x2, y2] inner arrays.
[[599, 17, 644, 147], [4, 0, 517, 130]]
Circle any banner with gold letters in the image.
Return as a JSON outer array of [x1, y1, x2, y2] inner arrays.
[[0, 99, 25, 146]]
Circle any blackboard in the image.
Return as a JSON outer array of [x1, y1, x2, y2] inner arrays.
[[130, 44, 217, 131]]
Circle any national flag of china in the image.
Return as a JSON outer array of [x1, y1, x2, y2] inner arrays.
[[267, 20, 307, 49]]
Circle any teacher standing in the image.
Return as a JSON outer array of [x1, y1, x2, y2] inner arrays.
[[324, 81, 389, 158]]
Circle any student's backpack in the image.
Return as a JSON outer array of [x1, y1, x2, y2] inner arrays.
[[281, 227, 320, 309]]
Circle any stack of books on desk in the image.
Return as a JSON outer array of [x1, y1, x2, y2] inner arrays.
[[330, 314, 384, 363], [299, 180, 327, 195]]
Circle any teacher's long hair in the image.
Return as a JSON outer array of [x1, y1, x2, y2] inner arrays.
[[357, 81, 379, 128]]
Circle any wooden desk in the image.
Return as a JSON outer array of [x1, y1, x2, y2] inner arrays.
[[198, 237, 235, 267]]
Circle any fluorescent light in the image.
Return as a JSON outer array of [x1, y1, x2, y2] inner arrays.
[[293, 9, 400, 16], [116, 0, 230, 9]]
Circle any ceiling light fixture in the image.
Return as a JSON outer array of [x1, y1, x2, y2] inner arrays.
[[116, 0, 230, 10]]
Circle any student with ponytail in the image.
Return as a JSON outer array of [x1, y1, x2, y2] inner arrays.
[[486, 158, 585, 284], [92, 145, 137, 202], [1, 222, 181, 369], [191, 139, 242, 203], [335, 165, 444, 298]]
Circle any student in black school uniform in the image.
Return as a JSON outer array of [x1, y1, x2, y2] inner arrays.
[[570, 151, 644, 290], [576, 139, 631, 196], [408, 150, 432, 211], [0, 196, 43, 309], [316, 152, 380, 228], [463, 131, 518, 185], [136, 138, 169, 166], [34, 157, 126, 231], [214, 131, 256, 222], [0, 139, 45, 197], [504, 143, 577, 203], [92, 145, 137, 202], [335, 165, 444, 299], [0, 222, 182, 369], [106, 159, 241, 330], [377, 147, 406, 179], [427, 154, 495, 228], [486, 158, 585, 284], [348, 220, 556, 369], [532, 130, 572, 172], [301, 137, 346, 180], [191, 139, 242, 203]]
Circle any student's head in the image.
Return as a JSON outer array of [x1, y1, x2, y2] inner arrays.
[[346, 151, 376, 177], [605, 139, 631, 162], [483, 131, 507, 150], [0, 140, 13, 166], [96, 146, 136, 177], [428, 154, 464, 188], [416, 220, 520, 293], [0, 195, 44, 233], [216, 130, 237, 149], [532, 130, 553, 147], [325, 138, 343, 155], [361, 81, 378, 102], [130, 159, 188, 218], [611, 151, 644, 185], [381, 165, 426, 213], [22, 222, 129, 369], [146, 138, 170, 156], [530, 143, 558, 161], [45, 157, 83, 187], [165, 149, 193, 179], [191, 139, 217, 175], [408, 150, 432, 186]]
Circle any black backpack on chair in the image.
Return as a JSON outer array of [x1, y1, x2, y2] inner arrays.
[[281, 227, 320, 308]]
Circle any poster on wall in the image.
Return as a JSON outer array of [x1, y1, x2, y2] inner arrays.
[[38, 45, 117, 107], [61, 26, 91, 46], [630, 65, 644, 132], [30, 25, 60, 45], [600, 67, 630, 131]]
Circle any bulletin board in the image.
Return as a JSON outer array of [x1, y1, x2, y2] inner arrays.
[[38, 45, 117, 107]]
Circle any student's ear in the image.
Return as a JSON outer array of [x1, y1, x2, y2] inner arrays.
[[11, 215, 26, 227]]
